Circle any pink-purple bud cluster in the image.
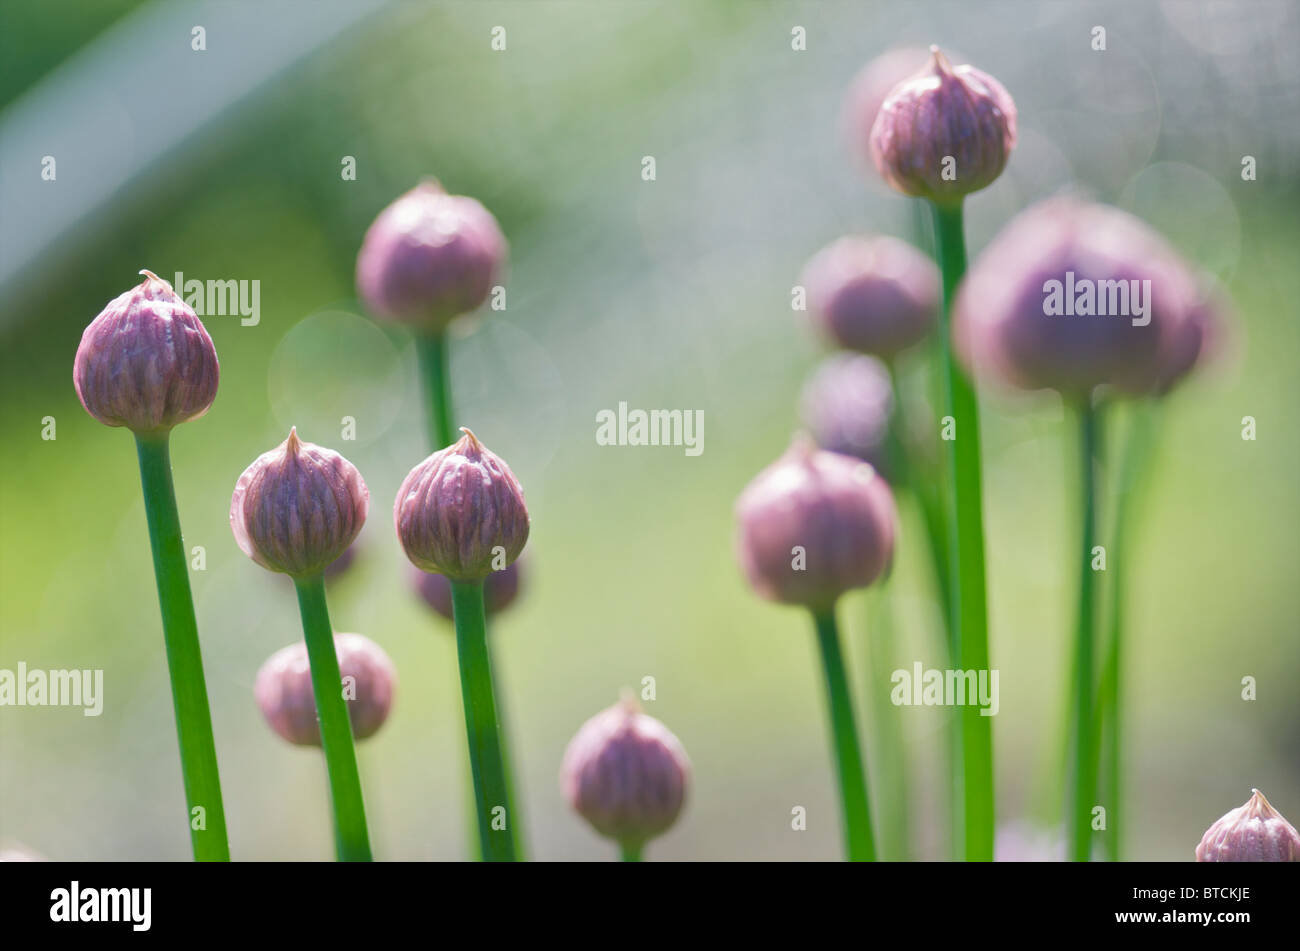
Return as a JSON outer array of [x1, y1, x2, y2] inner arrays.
[[800, 354, 895, 476], [74, 271, 219, 434], [255, 633, 396, 746]]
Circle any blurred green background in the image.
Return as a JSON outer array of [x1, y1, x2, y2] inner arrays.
[[1, 0, 1297, 861]]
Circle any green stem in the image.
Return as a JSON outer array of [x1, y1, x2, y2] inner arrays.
[[450, 579, 516, 861], [865, 587, 910, 860], [928, 200, 994, 861], [1069, 399, 1100, 861], [620, 840, 644, 862], [134, 434, 229, 862], [811, 606, 876, 861], [415, 330, 456, 450], [486, 628, 526, 860], [1097, 403, 1156, 860], [293, 575, 372, 862]]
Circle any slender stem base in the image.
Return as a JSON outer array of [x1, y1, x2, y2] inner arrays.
[[294, 576, 373, 862], [134, 434, 229, 862], [450, 579, 517, 862], [811, 607, 876, 861], [620, 840, 644, 862], [1069, 400, 1100, 861], [928, 200, 994, 861], [415, 330, 456, 451], [1097, 403, 1154, 860]]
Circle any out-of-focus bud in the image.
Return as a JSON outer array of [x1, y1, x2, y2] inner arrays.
[[255, 633, 397, 746], [394, 428, 529, 583], [842, 46, 933, 177], [1195, 789, 1300, 862], [413, 556, 524, 621], [953, 197, 1206, 397], [870, 46, 1017, 205], [801, 235, 938, 357], [230, 429, 369, 579], [734, 435, 897, 612], [356, 180, 507, 331], [560, 694, 690, 850], [800, 354, 895, 477], [74, 270, 219, 434]]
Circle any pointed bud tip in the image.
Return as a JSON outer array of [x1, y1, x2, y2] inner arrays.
[[138, 269, 173, 292], [285, 427, 303, 455], [458, 426, 484, 452]]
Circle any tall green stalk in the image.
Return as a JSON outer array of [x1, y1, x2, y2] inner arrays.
[[864, 587, 910, 860], [134, 433, 229, 862], [450, 579, 516, 862], [1069, 399, 1101, 861], [811, 606, 876, 861], [620, 841, 644, 862], [927, 200, 994, 861], [415, 330, 456, 450], [293, 575, 372, 862], [1097, 402, 1156, 860]]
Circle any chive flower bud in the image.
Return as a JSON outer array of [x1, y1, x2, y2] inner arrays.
[[734, 435, 897, 612], [842, 47, 933, 177], [412, 556, 524, 621], [1195, 789, 1300, 862], [952, 197, 1205, 397], [255, 633, 397, 746], [73, 270, 219, 434], [230, 428, 369, 579], [799, 354, 895, 477], [869, 46, 1017, 205], [356, 180, 507, 331], [560, 694, 690, 851], [394, 428, 529, 583], [801, 235, 939, 357]]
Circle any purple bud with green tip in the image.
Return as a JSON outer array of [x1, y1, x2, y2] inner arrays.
[[357, 180, 507, 331], [230, 428, 369, 579], [560, 694, 690, 851], [394, 428, 530, 583], [73, 270, 219, 434], [255, 633, 396, 746]]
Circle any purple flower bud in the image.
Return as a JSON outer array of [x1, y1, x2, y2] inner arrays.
[[801, 235, 938, 357], [395, 428, 529, 582], [73, 270, 219, 434], [1196, 789, 1300, 862], [735, 436, 897, 611], [800, 354, 895, 477], [870, 47, 1017, 205], [952, 197, 1206, 397], [356, 180, 507, 331], [230, 429, 369, 579], [412, 555, 524, 621], [255, 633, 396, 746], [1154, 284, 1232, 395], [560, 694, 690, 849], [842, 46, 934, 177]]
